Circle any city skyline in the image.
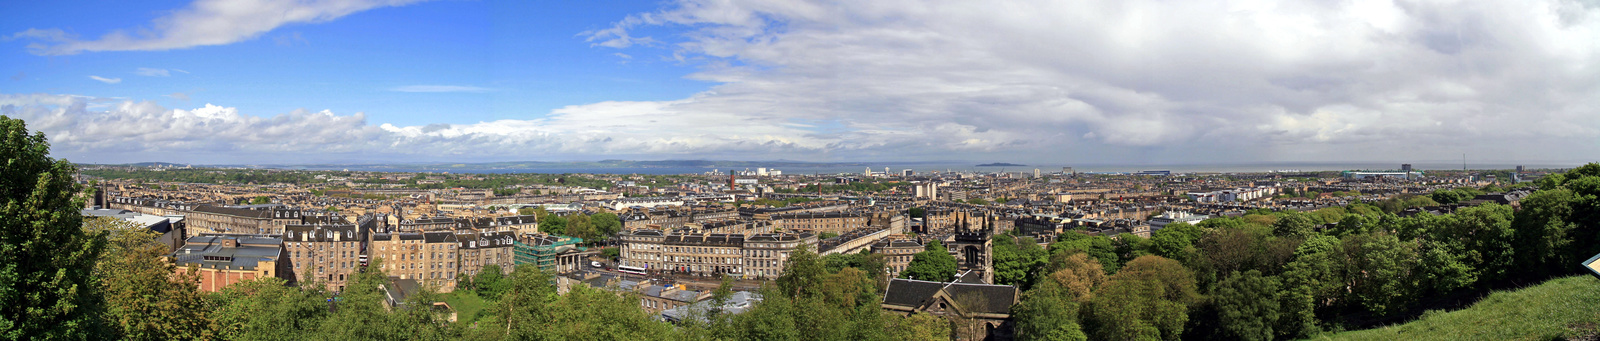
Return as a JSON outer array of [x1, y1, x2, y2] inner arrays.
[[3, 0, 1598, 165]]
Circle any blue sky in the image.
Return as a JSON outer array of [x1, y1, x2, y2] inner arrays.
[[2, 0, 1598, 165], [1, 0, 705, 127]]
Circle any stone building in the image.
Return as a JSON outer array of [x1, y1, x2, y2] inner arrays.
[[619, 229, 816, 278], [881, 278, 1018, 341], [169, 235, 289, 292], [873, 238, 924, 278], [455, 230, 517, 279], [185, 205, 294, 237], [282, 214, 376, 291], [370, 231, 460, 291], [769, 212, 870, 234]]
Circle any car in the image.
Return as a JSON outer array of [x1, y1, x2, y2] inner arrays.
[[591, 261, 604, 268]]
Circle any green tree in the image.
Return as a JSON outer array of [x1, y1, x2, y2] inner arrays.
[[470, 266, 558, 339], [1214, 270, 1282, 341], [900, 240, 958, 282], [1272, 213, 1316, 238], [1148, 223, 1199, 262], [1086, 256, 1196, 341], [1, 115, 109, 340], [210, 277, 329, 341], [590, 212, 623, 239], [1342, 233, 1419, 317], [473, 264, 509, 300], [1436, 204, 1515, 284], [887, 313, 952, 341], [993, 234, 1047, 287], [535, 209, 567, 236], [1049, 235, 1120, 274], [86, 217, 213, 341], [1512, 188, 1578, 277]]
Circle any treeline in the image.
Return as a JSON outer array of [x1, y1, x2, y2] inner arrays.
[[981, 163, 1600, 340], [81, 168, 318, 184], [521, 208, 622, 245]]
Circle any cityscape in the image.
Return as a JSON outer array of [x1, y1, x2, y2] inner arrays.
[[3, 1, 1600, 341]]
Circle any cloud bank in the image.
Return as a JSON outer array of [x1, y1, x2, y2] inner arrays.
[[6, 0, 1600, 164]]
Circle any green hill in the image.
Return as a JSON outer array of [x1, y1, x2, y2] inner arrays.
[[1313, 275, 1600, 341]]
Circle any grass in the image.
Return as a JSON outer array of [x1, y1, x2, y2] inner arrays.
[[1313, 275, 1600, 341], [443, 291, 488, 325]]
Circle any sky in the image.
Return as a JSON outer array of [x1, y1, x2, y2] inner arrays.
[[1, 0, 1597, 165]]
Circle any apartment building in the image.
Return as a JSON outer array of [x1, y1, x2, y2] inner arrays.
[[455, 230, 517, 278], [620, 229, 817, 278], [769, 212, 870, 234], [282, 215, 376, 291], [370, 231, 460, 291], [169, 235, 289, 292]]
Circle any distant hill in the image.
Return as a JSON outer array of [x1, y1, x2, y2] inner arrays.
[[976, 162, 1026, 167], [1314, 275, 1600, 341]]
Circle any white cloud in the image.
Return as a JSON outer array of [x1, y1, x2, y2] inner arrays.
[[9, 0, 433, 55], [88, 76, 121, 84], [569, 0, 1600, 163], [389, 85, 493, 93], [7, 0, 1600, 164], [135, 68, 171, 77]]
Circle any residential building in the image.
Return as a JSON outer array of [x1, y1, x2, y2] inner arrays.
[[282, 215, 376, 291], [169, 235, 289, 292], [370, 231, 460, 291]]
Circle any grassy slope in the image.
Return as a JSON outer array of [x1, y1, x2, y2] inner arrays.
[[444, 291, 488, 325], [1314, 275, 1600, 341]]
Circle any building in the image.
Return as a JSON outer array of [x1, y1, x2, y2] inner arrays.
[[184, 205, 298, 237], [743, 233, 813, 279], [605, 198, 686, 210], [640, 284, 710, 314], [881, 278, 1019, 340], [513, 234, 585, 274], [662, 233, 745, 276], [83, 208, 184, 251], [1342, 170, 1424, 180], [455, 230, 518, 281], [619, 229, 817, 278], [1148, 211, 1208, 231], [169, 235, 289, 292], [769, 212, 870, 234], [370, 231, 461, 291], [282, 215, 376, 291], [873, 239, 923, 278], [948, 229, 994, 284], [913, 182, 940, 200], [661, 291, 759, 323]]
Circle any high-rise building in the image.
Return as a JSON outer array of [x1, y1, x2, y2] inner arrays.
[[1034, 169, 1041, 178], [903, 169, 914, 177], [1516, 165, 1525, 173], [1401, 164, 1413, 172]]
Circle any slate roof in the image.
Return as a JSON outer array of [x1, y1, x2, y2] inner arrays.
[[882, 278, 1017, 315], [882, 279, 947, 307], [191, 205, 275, 219], [169, 235, 282, 270]]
